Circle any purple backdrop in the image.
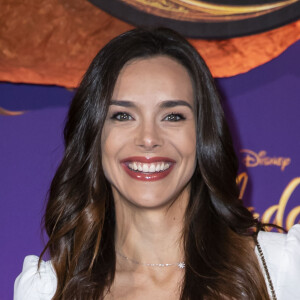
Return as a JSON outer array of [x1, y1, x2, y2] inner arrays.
[[1, 40, 299, 299]]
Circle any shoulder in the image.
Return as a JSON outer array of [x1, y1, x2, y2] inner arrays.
[[14, 255, 57, 300], [256, 224, 300, 299], [257, 224, 300, 263]]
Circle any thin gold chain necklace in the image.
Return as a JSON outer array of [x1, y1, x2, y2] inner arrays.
[[117, 241, 276, 299], [116, 251, 185, 269]]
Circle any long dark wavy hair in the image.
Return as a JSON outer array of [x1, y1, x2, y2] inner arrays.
[[40, 27, 270, 299]]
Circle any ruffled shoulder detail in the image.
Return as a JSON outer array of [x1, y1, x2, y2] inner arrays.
[[14, 255, 57, 300], [257, 224, 300, 299], [276, 224, 300, 299]]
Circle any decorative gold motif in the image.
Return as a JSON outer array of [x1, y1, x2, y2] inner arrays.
[[177, 0, 298, 14], [121, 0, 299, 21], [0, 107, 24, 116], [262, 177, 300, 230], [240, 149, 291, 171], [238, 173, 300, 230], [130, 0, 188, 13], [237, 171, 248, 200]]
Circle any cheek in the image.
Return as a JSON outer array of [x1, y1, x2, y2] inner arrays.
[[174, 127, 197, 178], [176, 127, 197, 158], [101, 126, 113, 157], [101, 125, 129, 182], [101, 123, 123, 155], [101, 125, 116, 180]]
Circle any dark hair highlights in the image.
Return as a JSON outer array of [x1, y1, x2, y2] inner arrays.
[[41, 27, 270, 299]]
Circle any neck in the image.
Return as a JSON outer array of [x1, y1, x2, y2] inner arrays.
[[113, 186, 190, 268]]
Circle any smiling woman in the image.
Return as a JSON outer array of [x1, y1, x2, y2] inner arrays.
[[102, 56, 196, 207], [14, 28, 300, 300]]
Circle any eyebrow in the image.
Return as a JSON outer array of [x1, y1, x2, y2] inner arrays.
[[110, 100, 193, 110], [110, 100, 135, 107], [160, 100, 192, 110]]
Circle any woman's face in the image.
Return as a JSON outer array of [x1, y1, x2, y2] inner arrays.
[[101, 55, 197, 209]]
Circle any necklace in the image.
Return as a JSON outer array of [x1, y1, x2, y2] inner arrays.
[[116, 251, 185, 269], [256, 240, 277, 300], [117, 241, 276, 299]]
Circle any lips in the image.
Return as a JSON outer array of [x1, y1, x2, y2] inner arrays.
[[120, 156, 176, 181]]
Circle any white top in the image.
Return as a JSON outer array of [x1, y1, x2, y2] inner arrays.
[[14, 224, 300, 300]]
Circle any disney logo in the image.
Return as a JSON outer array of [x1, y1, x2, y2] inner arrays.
[[240, 149, 291, 171]]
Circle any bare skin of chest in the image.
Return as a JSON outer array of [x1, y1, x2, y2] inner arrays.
[[105, 268, 183, 300]]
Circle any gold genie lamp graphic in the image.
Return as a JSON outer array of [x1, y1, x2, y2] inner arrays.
[[121, 0, 299, 21], [89, 0, 300, 38]]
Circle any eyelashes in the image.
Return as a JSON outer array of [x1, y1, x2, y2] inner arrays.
[[110, 112, 186, 122], [163, 113, 186, 122], [111, 112, 133, 121]]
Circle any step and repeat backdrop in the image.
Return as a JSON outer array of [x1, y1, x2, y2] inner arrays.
[[0, 1, 299, 299]]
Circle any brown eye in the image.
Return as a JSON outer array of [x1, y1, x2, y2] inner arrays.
[[164, 113, 185, 122], [111, 112, 133, 121]]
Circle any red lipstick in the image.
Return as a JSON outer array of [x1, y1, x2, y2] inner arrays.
[[120, 156, 176, 181]]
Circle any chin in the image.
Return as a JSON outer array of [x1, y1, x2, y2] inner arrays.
[[119, 185, 188, 210]]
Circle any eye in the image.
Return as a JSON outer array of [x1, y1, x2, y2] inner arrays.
[[111, 112, 133, 121], [163, 113, 186, 122]]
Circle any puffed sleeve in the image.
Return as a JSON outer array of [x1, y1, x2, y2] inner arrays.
[[14, 255, 57, 300], [276, 224, 300, 299], [256, 224, 300, 299]]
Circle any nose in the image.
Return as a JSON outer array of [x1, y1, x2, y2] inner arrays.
[[134, 121, 163, 151]]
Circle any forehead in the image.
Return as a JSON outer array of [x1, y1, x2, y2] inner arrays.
[[111, 55, 194, 106]]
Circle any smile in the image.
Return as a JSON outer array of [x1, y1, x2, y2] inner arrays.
[[120, 157, 175, 181], [128, 162, 170, 173]]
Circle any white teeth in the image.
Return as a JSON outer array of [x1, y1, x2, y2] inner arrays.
[[138, 163, 143, 171], [149, 163, 156, 172], [142, 164, 149, 172], [127, 162, 172, 172]]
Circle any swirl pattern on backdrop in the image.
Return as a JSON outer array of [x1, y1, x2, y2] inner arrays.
[[89, 0, 300, 37]]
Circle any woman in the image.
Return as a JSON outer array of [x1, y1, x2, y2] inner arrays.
[[14, 27, 300, 300]]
